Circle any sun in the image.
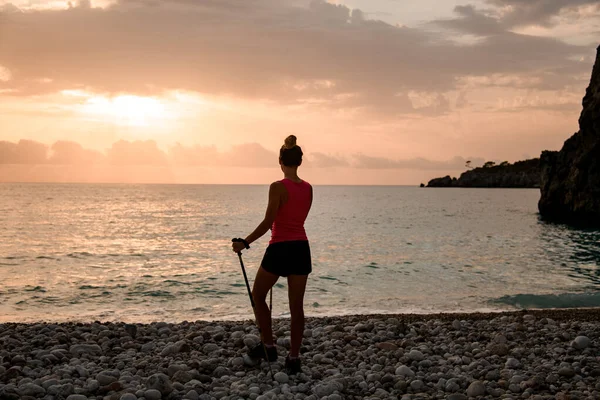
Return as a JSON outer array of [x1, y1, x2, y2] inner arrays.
[[82, 94, 167, 126]]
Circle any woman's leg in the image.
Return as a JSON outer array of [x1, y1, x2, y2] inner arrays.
[[251, 267, 279, 346], [287, 274, 308, 357]]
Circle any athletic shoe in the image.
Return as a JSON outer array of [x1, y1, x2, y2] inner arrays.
[[247, 342, 278, 361], [285, 355, 302, 375]]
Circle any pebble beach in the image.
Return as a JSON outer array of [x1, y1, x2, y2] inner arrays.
[[1, 309, 599, 400]]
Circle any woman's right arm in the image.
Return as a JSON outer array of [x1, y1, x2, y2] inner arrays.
[[244, 182, 284, 245]]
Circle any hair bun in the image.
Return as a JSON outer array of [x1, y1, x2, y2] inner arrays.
[[284, 135, 297, 149]]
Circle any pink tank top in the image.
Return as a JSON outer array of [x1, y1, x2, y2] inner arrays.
[[270, 178, 312, 244]]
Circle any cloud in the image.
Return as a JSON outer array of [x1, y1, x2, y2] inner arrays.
[[107, 140, 168, 166], [434, 5, 506, 36], [0, 138, 490, 172], [486, 0, 600, 28], [49, 140, 104, 165], [0, 139, 48, 164], [168, 142, 277, 167], [0, 0, 593, 114], [0, 66, 11, 82], [351, 154, 487, 170], [307, 152, 349, 167], [167, 143, 220, 166]]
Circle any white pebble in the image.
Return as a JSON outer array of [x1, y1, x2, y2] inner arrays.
[[274, 372, 289, 384], [571, 336, 590, 350]]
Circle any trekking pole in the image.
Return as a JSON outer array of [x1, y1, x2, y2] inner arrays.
[[232, 239, 274, 379]]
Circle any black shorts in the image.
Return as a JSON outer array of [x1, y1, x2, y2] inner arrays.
[[261, 240, 312, 277]]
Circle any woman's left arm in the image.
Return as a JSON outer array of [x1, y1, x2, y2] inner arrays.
[[244, 182, 283, 246]]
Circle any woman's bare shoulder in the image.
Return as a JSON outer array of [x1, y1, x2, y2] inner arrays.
[[269, 181, 286, 191]]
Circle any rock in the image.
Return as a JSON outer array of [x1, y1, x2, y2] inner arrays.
[[274, 372, 289, 384], [447, 395, 468, 400], [202, 343, 220, 354], [47, 384, 74, 397], [231, 357, 245, 367], [445, 378, 461, 393], [173, 370, 193, 383], [167, 364, 188, 377], [489, 343, 509, 356], [66, 396, 89, 400], [174, 340, 191, 353], [313, 383, 338, 397], [184, 390, 200, 400], [427, 175, 456, 187], [427, 159, 541, 188], [11, 355, 26, 366], [243, 334, 260, 348], [141, 342, 156, 353], [96, 373, 117, 386], [19, 383, 45, 397], [408, 349, 424, 361], [99, 381, 123, 394], [3, 366, 22, 379], [147, 373, 173, 395], [539, 45, 600, 226], [505, 358, 520, 369], [376, 342, 399, 351], [558, 367, 575, 378], [120, 394, 137, 400], [243, 354, 259, 367], [124, 323, 137, 338], [467, 380, 486, 397], [410, 380, 424, 391], [354, 322, 373, 332], [212, 366, 230, 378], [144, 389, 162, 400], [70, 344, 102, 357], [395, 365, 415, 377], [571, 336, 591, 350]]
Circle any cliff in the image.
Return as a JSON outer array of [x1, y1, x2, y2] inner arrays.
[[426, 158, 540, 188], [538, 46, 600, 226]]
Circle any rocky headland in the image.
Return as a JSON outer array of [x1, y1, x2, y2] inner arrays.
[[426, 159, 540, 188], [538, 45, 600, 226], [1, 310, 600, 400]]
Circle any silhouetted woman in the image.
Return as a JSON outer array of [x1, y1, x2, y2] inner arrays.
[[231, 135, 312, 375]]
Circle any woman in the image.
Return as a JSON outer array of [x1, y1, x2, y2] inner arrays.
[[231, 135, 313, 375]]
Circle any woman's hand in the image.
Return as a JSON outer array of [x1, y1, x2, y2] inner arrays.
[[232, 241, 246, 254]]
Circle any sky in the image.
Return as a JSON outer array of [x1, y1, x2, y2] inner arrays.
[[0, 0, 598, 185]]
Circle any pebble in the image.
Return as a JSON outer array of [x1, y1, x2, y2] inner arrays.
[[447, 395, 467, 400], [145, 389, 162, 400], [505, 358, 520, 369], [410, 379, 424, 391], [395, 365, 415, 377], [558, 367, 575, 378], [147, 373, 173, 395], [467, 380, 486, 397], [571, 336, 590, 350], [408, 349, 424, 361], [274, 372, 289, 384], [0, 312, 598, 399], [19, 383, 45, 397]]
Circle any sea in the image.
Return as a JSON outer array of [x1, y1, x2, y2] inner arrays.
[[1, 183, 599, 323]]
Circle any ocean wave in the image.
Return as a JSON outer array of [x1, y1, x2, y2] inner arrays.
[[491, 291, 600, 309]]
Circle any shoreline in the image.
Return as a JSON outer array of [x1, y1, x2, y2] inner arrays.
[[3, 307, 600, 326], [1, 308, 599, 400]]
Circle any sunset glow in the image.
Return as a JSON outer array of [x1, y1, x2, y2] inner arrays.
[[0, 0, 598, 184], [81, 95, 168, 127]]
